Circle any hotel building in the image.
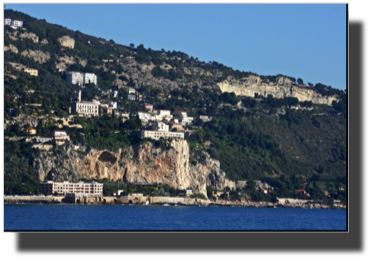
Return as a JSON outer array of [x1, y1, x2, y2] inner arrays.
[[40, 181, 103, 196]]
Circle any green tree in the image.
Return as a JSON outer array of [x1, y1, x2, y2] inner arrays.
[[297, 78, 304, 85], [206, 186, 213, 198]]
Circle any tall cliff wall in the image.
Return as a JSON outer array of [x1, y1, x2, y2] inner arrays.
[[32, 140, 233, 197], [217, 76, 339, 106]]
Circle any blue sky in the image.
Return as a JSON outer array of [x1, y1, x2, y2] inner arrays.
[[5, 4, 347, 90]]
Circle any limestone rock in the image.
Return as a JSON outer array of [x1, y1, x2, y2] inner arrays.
[[41, 39, 49, 45], [57, 36, 75, 49], [4, 44, 18, 54], [58, 55, 86, 66], [79, 59, 87, 67], [56, 62, 67, 70], [19, 32, 39, 43], [217, 76, 339, 106], [58, 55, 76, 65], [21, 49, 51, 64], [32, 140, 232, 198], [13, 113, 41, 128]]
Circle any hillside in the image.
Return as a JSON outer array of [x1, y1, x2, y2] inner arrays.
[[3, 9, 347, 204]]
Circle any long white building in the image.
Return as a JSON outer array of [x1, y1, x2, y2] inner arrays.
[[40, 181, 103, 196], [140, 130, 184, 140]]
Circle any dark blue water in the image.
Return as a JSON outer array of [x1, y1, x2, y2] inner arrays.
[[4, 204, 346, 231]]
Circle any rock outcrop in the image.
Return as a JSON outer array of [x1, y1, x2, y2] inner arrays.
[[18, 32, 39, 43], [40, 39, 49, 45], [4, 44, 18, 54], [57, 36, 75, 49], [21, 49, 51, 63], [217, 76, 339, 106], [13, 113, 41, 128], [58, 55, 86, 67], [33, 140, 233, 197]]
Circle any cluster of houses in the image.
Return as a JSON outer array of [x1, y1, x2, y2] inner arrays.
[[4, 18, 23, 29], [137, 107, 197, 140], [7, 128, 71, 151], [8, 64, 39, 77], [66, 88, 212, 141]]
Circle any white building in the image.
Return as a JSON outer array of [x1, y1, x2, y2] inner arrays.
[[34, 136, 53, 143], [152, 121, 169, 132], [11, 20, 23, 28], [158, 110, 171, 117], [129, 87, 136, 94], [73, 102, 99, 116], [67, 72, 97, 86], [4, 18, 11, 25], [109, 101, 117, 109], [145, 104, 153, 111], [140, 130, 184, 140], [174, 111, 194, 125], [181, 116, 194, 126], [54, 130, 70, 145], [69, 91, 99, 116], [54, 130, 70, 140], [199, 115, 212, 122], [137, 111, 154, 122], [84, 73, 97, 85], [67, 72, 84, 86], [92, 99, 100, 105], [128, 94, 136, 100], [40, 181, 103, 196], [155, 109, 171, 121]]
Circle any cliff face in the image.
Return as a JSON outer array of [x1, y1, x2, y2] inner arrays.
[[57, 36, 75, 49], [18, 32, 39, 43], [217, 76, 339, 106], [33, 140, 233, 197], [21, 49, 51, 64]]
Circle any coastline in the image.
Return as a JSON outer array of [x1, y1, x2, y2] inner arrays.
[[4, 196, 346, 209]]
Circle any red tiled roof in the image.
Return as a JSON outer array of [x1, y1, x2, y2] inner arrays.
[[296, 189, 306, 192], [260, 188, 267, 191]]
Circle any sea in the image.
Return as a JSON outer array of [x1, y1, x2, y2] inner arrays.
[[4, 204, 347, 231]]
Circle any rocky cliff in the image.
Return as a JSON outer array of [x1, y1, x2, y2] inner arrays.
[[217, 76, 339, 106], [4, 44, 19, 54], [57, 36, 75, 49], [21, 49, 51, 64], [32, 139, 233, 197], [18, 32, 39, 43]]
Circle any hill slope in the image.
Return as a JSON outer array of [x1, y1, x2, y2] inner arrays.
[[3, 9, 347, 202]]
